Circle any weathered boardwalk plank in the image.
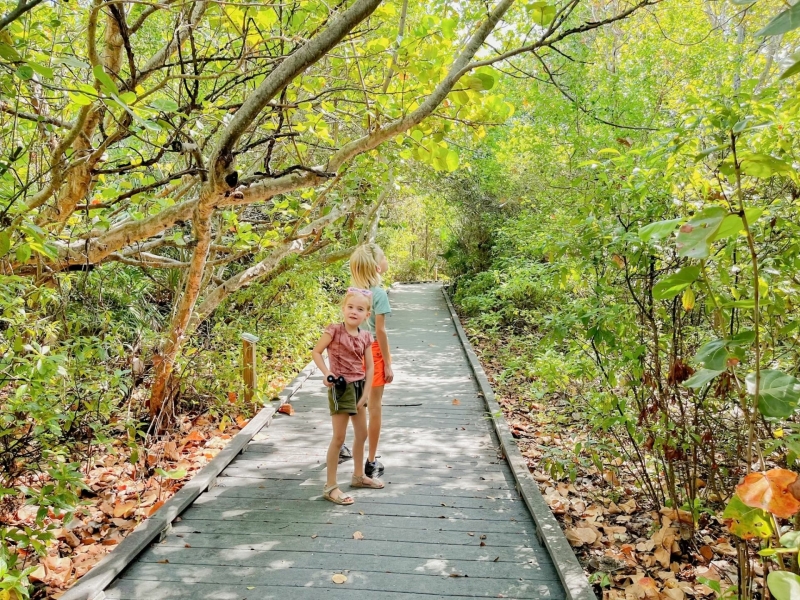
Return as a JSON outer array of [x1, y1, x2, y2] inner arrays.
[[103, 283, 572, 600]]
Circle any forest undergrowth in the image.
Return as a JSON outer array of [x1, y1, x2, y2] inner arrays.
[[465, 326, 742, 600]]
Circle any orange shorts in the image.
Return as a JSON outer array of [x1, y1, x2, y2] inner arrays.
[[370, 341, 390, 387]]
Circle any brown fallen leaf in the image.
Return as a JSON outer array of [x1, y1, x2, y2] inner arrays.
[[184, 430, 205, 443], [452, 399, 461, 405], [699, 545, 714, 561], [113, 500, 137, 518], [353, 531, 364, 540], [565, 527, 598, 547], [157, 559, 169, 564], [332, 574, 347, 584], [278, 403, 295, 416], [147, 500, 165, 517], [311, 534, 318, 539]]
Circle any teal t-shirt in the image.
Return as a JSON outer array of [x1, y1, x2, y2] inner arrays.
[[365, 286, 391, 334]]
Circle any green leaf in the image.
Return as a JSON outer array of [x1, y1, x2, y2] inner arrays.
[[118, 91, 137, 105], [464, 74, 494, 91], [639, 218, 682, 243], [695, 144, 727, 159], [695, 339, 728, 371], [150, 98, 179, 113], [653, 266, 701, 300], [757, 3, 800, 37], [676, 206, 726, 259], [530, 2, 556, 26], [93, 64, 119, 96], [767, 571, 800, 600], [697, 577, 721, 594], [445, 150, 459, 172], [731, 330, 756, 346], [410, 129, 424, 142], [722, 494, 774, 539], [780, 58, 800, 80], [16, 65, 34, 80], [739, 153, 792, 178], [683, 368, 724, 389], [748, 369, 800, 418], [712, 208, 763, 240], [155, 467, 187, 479], [27, 62, 53, 79], [69, 94, 93, 107], [441, 16, 459, 39], [15, 243, 31, 263], [0, 43, 21, 61], [779, 530, 800, 549], [0, 230, 10, 257]]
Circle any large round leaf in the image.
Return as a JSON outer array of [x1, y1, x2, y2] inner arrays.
[[767, 571, 800, 600], [747, 369, 800, 418], [736, 469, 800, 519]]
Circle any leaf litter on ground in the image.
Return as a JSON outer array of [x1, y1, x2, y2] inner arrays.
[[6, 412, 249, 598]]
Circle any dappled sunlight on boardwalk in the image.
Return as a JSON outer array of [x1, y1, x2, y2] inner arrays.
[[104, 284, 566, 599]]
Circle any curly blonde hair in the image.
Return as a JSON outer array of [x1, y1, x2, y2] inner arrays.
[[349, 243, 384, 289]]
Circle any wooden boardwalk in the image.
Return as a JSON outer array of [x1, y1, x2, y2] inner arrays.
[[104, 284, 568, 599]]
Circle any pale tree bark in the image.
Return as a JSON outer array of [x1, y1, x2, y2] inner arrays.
[[38, 1, 124, 224]]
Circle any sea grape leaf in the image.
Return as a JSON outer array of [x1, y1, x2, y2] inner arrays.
[[767, 571, 800, 600], [736, 469, 800, 519], [722, 494, 774, 539], [638, 218, 682, 243], [747, 369, 800, 418], [676, 207, 726, 259], [653, 266, 701, 300]]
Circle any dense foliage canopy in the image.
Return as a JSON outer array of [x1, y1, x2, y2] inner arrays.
[[5, 0, 800, 596]]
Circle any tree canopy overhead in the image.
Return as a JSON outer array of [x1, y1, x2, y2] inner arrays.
[[0, 0, 659, 415]]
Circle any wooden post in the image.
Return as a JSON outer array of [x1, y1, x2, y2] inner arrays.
[[241, 333, 259, 404]]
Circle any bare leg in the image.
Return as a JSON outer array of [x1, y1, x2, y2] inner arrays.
[[326, 414, 350, 500], [351, 404, 379, 485], [367, 386, 384, 462]]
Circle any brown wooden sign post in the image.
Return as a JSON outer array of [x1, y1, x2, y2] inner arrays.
[[240, 333, 259, 404]]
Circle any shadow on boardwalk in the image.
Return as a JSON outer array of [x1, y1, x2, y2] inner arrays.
[[104, 284, 567, 599]]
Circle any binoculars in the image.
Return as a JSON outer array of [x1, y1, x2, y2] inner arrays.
[[327, 374, 347, 391]]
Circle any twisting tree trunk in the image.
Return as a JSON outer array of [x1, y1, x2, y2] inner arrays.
[[147, 0, 386, 418]]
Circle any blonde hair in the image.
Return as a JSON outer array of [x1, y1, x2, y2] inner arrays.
[[349, 243, 384, 289], [341, 289, 372, 312]]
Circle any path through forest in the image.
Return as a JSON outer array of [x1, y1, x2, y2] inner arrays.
[[98, 283, 570, 599]]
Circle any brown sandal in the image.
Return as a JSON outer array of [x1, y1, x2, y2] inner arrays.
[[351, 475, 384, 489], [323, 483, 354, 505]]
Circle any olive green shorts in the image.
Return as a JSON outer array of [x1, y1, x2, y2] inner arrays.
[[328, 380, 365, 415]]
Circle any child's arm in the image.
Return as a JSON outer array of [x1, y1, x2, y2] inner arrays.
[[312, 333, 335, 387], [359, 346, 374, 408], [375, 314, 393, 383]]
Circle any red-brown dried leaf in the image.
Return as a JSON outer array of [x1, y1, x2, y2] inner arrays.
[[736, 468, 800, 519]]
